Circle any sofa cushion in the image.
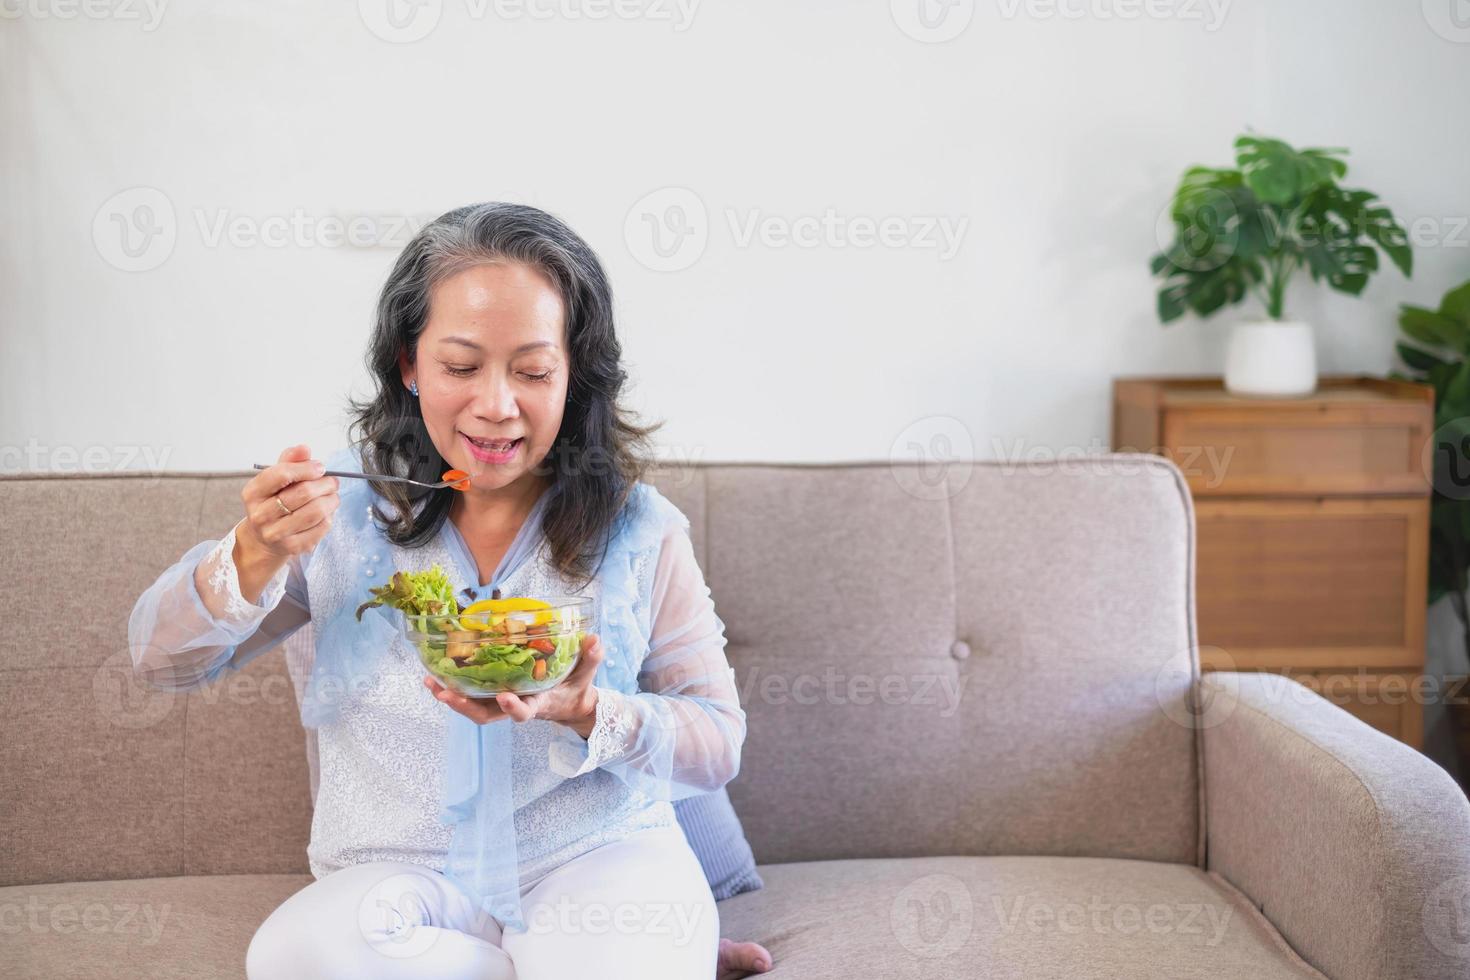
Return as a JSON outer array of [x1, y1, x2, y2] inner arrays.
[[0, 475, 315, 888], [716, 855, 1327, 979], [1, 874, 311, 980], [698, 459, 1200, 867], [1, 856, 1326, 979]]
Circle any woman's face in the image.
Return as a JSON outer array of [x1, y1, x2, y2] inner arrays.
[[399, 261, 569, 495]]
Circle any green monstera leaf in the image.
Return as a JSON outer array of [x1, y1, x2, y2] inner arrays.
[[1151, 132, 1411, 322]]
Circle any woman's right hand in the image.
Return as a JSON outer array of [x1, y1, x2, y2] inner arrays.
[[233, 444, 340, 598]]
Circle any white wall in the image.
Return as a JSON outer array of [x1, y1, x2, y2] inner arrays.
[[6, 0, 1469, 474], [4, 1, 1470, 772]]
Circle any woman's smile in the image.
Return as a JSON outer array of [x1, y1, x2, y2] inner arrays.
[[461, 432, 523, 464]]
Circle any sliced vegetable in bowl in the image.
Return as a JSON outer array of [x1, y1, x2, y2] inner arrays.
[[354, 565, 460, 628], [405, 594, 593, 697], [356, 566, 591, 695], [456, 596, 556, 631]]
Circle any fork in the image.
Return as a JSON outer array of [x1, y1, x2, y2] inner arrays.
[[251, 464, 465, 490]]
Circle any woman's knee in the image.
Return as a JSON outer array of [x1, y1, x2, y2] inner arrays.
[[246, 900, 313, 980], [245, 862, 448, 980]]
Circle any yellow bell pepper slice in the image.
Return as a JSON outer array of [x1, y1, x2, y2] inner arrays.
[[458, 596, 553, 631]]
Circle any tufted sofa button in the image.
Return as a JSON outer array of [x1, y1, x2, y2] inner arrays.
[[951, 640, 971, 660]]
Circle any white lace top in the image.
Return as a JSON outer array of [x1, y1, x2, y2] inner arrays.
[[127, 481, 745, 889]]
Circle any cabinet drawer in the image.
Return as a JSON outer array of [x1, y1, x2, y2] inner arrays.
[[1161, 403, 1430, 497], [1193, 497, 1428, 669]]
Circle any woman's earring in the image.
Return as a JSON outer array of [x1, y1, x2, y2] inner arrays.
[[409, 380, 418, 397]]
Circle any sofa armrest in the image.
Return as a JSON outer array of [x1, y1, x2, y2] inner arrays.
[[1199, 670, 1470, 980]]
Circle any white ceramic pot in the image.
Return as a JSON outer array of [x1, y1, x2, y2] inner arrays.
[[1223, 319, 1317, 397]]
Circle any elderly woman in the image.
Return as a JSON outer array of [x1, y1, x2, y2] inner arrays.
[[128, 202, 772, 980]]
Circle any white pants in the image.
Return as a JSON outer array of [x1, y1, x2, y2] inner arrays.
[[246, 824, 719, 980]]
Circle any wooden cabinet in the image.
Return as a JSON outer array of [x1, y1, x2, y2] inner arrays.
[[1113, 375, 1434, 749]]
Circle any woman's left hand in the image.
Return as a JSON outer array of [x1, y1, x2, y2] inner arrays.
[[423, 633, 605, 738]]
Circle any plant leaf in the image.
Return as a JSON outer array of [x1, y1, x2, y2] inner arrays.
[[1397, 341, 1449, 373], [1235, 135, 1346, 205], [1401, 304, 1470, 356], [1440, 280, 1470, 324]]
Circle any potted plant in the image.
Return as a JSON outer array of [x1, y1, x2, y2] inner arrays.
[[1393, 278, 1470, 779], [1152, 133, 1413, 396]]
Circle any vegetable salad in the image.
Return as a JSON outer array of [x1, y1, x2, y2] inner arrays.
[[357, 565, 587, 694]]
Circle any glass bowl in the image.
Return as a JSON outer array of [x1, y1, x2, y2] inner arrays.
[[402, 595, 594, 698]]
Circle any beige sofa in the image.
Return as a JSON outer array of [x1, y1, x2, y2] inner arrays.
[[4, 455, 1469, 979]]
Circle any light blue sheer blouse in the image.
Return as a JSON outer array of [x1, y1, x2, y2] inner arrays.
[[128, 444, 747, 932]]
